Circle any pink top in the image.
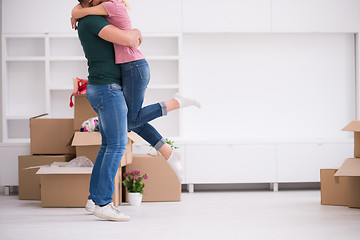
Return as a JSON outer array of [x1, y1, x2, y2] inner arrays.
[[101, 0, 145, 64]]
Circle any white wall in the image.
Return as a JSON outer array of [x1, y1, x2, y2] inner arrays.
[[182, 33, 355, 140]]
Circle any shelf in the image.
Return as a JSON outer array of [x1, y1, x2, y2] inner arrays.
[[5, 115, 32, 120], [49, 36, 84, 57], [50, 86, 73, 91], [49, 57, 86, 61], [4, 138, 31, 144], [5, 37, 45, 57], [5, 57, 46, 61]]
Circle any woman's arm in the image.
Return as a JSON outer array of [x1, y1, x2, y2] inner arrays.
[[99, 26, 142, 48], [72, 4, 108, 19]]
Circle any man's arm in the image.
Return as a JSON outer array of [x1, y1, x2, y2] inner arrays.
[[98, 26, 142, 48], [72, 4, 108, 19]]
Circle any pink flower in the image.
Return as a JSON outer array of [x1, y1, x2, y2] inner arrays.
[[143, 174, 148, 179]]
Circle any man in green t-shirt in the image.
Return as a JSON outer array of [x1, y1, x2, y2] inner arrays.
[[74, 0, 141, 222]]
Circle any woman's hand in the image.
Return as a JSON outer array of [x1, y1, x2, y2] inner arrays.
[[70, 17, 78, 30]]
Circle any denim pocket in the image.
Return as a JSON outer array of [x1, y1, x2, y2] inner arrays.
[[136, 63, 150, 81]]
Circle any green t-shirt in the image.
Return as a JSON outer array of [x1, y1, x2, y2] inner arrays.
[[77, 15, 121, 85]]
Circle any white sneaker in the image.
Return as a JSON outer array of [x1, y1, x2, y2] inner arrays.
[[85, 199, 95, 214], [167, 150, 184, 182], [94, 202, 130, 221]]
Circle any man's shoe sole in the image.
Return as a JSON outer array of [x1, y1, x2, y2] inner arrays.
[[94, 212, 130, 222]]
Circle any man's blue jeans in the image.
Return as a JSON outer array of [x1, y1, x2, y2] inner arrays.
[[121, 59, 167, 150], [86, 83, 128, 206]]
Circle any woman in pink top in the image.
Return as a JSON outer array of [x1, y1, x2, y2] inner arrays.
[[72, 0, 200, 182]]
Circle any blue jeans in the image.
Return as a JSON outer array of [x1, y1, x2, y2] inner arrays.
[[121, 59, 167, 150], [86, 83, 128, 206]]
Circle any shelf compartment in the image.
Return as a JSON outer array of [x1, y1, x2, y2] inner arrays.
[[147, 59, 179, 85], [6, 61, 46, 116], [49, 37, 84, 57], [50, 89, 74, 118], [50, 61, 88, 90], [7, 119, 30, 139], [6, 37, 45, 57]]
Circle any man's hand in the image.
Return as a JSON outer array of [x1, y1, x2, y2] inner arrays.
[[71, 17, 78, 30]]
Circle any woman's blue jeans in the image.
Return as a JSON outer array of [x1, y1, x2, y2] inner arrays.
[[86, 83, 128, 206], [121, 59, 167, 150]]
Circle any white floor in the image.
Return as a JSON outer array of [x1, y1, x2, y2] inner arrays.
[[0, 190, 360, 240]]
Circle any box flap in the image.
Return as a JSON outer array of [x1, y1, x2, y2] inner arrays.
[[72, 131, 143, 146], [334, 158, 360, 177], [342, 121, 360, 132], [30, 113, 49, 120], [72, 132, 101, 146], [128, 131, 143, 143], [36, 166, 92, 175]]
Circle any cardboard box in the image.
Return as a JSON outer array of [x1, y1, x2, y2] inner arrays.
[[74, 94, 96, 131], [320, 169, 348, 206], [342, 121, 360, 158], [71, 131, 142, 166], [30, 114, 75, 155], [126, 154, 181, 202], [334, 158, 360, 208], [18, 155, 74, 200], [36, 165, 122, 207]]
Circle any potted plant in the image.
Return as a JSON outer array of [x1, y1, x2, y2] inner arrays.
[[123, 170, 148, 206]]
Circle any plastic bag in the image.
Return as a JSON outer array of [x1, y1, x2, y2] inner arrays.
[[66, 156, 94, 167], [49, 156, 94, 168]]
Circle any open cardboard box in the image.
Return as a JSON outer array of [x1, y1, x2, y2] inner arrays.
[[30, 114, 75, 155], [321, 121, 360, 208], [320, 169, 348, 206], [334, 158, 360, 208], [18, 155, 75, 200], [36, 164, 122, 207], [71, 131, 142, 166], [342, 120, 360, 158], [74, 94, 96, 131]]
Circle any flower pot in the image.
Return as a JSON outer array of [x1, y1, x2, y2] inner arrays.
[[127, 192, 143, 206]]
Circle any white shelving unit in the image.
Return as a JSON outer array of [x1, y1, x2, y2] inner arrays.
[[1, 33, 182, 142]]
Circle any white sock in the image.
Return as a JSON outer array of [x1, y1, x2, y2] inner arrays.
[[174, 93, 201, 109], [167, 151, 184, 182]]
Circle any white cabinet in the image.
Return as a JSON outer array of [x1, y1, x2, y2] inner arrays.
[[2, 33, 181, 142], [128, 0, 182, 33], [277, 143, 353, 182], [0, 144, 30, 186], [185, 144, 277, 183], [182, 0, 271, 33], [272, 0, 360, 33]]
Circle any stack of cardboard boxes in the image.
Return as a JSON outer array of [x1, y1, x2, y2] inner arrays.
[[18, 94, 181, 207], [321, 121, 360, 208], [18, 116, 76, 202]]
